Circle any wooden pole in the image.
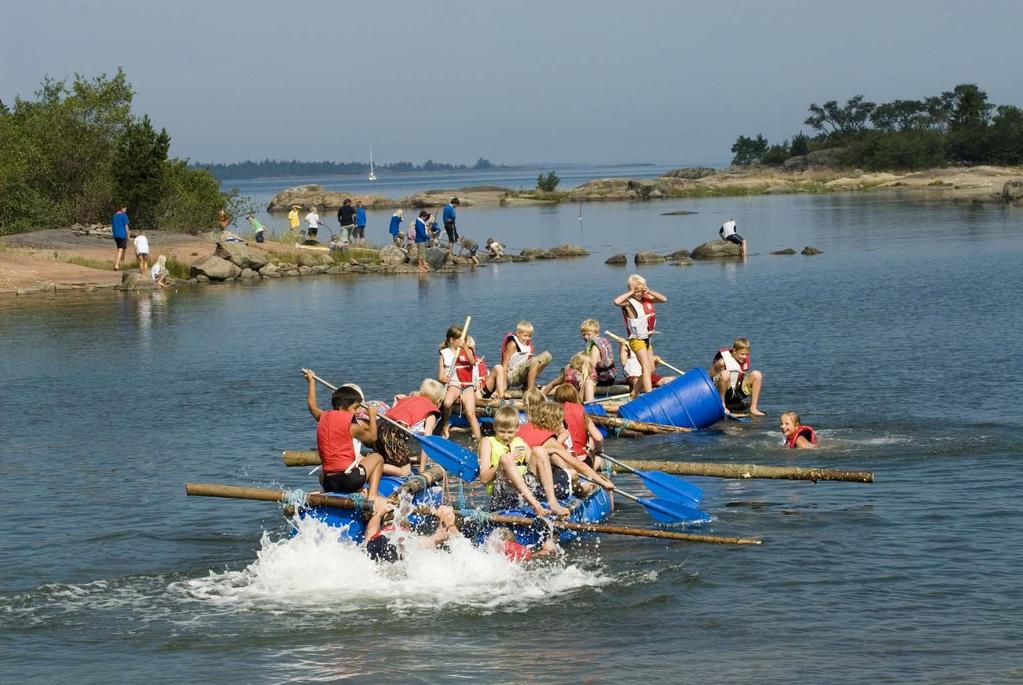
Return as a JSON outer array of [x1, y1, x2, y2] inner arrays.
[[605, 329, 685, 375], [589, 413, 694, 435], [283, 450, 320, 467], [184, 482, 761, 545], [619, 459, 874, 483]]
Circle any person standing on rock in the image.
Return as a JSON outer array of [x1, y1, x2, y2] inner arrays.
[[414, 210, 431, 272], [337, 199, 357, 246], [112, 205, 130, 270], [719, 217, 747, 257], [355, 201, 367, 246], [288, 205, 301, 238], [443, 197, 460, 252], [388, 209, 404, 246]]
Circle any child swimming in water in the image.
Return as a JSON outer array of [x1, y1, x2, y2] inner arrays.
[[780, 411, 817, 449]]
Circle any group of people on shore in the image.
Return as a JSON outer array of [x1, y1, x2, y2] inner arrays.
[[109, 206, 170, 287]]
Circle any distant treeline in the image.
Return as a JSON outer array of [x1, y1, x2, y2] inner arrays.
[[730, 84, 1023, 170], [199, 157, 502, 180]]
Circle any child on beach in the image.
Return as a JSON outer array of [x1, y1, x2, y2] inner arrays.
[[414, 211, 431, 271], [552, 384, 605, 469], [389, 209, 404, 246], [302, 369, 384, 498], [438, 324, 482, 442], [374, 378, 445, 476], [150, 254, 170, 288], [478, 406, 551, 517], [541, 352, 595, 401], [613, 274, 667, 397], [501, 320, 553, 392], [457, 236, 480, 266], [486, 237, 505, 259], [581, 319, 617, 392], [133, 229, 149, 275], [711, 337, 765, 417], [780, 411, 817, 449]]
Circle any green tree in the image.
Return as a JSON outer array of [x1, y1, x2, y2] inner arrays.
[[730, 134, 769, 165], [113, 114, 170, 227], [761, 140, 791, 166], [536, 170, 560, 191], [805, 95, 876, 139], [870, 100, 926, 132], [986, 105, 1023, 165], [789, 132, 810, 157]]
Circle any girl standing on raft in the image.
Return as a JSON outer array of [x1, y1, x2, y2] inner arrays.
[[780, 411, 817, 449], [614, 274, 667, 397], [438, 324, 482, 442]]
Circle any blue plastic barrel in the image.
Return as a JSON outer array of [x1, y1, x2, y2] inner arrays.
[[616, 368, 724, 429]]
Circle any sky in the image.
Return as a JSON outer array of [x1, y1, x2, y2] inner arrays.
[[2, 0, 1022, 166]]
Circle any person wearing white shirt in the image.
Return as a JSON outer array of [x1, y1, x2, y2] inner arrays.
[[718, 217, 747, 257], [133, 231, 150, 275], [151, 254, 170, 288], [305, 207, 321, 239]]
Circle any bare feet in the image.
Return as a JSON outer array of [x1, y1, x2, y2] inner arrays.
[[548, 502, 571, 518], [532, 503, 547, 517], [749, 408, 766, 417]]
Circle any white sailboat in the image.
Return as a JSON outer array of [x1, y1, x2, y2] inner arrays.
[[368, 147, 377, 181]]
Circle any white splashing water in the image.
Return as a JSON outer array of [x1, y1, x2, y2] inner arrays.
[[171, 517, 617, 615]]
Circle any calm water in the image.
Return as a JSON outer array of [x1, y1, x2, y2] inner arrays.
[[2, 191, 1022, 684]]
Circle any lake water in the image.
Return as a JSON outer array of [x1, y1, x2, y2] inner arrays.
[[2, 189, 1022, 684]]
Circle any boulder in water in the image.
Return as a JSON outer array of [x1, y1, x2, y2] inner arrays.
[[116, 272, 155, 291], [239, 268, 261, 280], [634, 251, 667, 264], [549, 243, 590, 257], [1002, 179, 1023, 202], [605, 253, 627, 265], [691, 240, 742, 260], [191, 255, 241, 280], [772, 248, 797, 255], [801, 246, 822, 255], [214, 241, 266, 270], [663, 249, 690, 261], [379, 244, 408, 265], [425, 246, 449, 270]]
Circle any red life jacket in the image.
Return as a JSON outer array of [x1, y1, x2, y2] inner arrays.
[[562, 402, 588, 457], [563, 366, 592, 390], [387, 396, 440, 430], [785, 425, 817, 448], [441, 346, 475, 386], [622, 296, 657, 339], [516, 422, 556, 448], [503, 539, 533, 561], [317, 409, 358, 473]]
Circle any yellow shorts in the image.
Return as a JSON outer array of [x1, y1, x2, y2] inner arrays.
[[628, 338, 650, 353]]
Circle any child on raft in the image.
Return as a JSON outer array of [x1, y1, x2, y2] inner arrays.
[[502, 320, 553, 392], [466, 335, 508, 401], [780, 411, 817, 449], [302, 369, 384, 498], [541, 352, 595, 402], [581, 319, 618, 395], [438, 324, 482, 442], [552, 384, 605, 470], [478, 405, 552, 518], [711, 337, 765, 417], [613, 274, 667, 397], [375, 378, 445, 477], [518, 399, 615, 507]]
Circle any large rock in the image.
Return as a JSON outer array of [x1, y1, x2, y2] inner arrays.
[[214, 241, 266, 270], [664, 249, 690, 261], [259, 262, 280, 276], [379, 244, 409, 265], [1002, 179, 1023, 202], [783, 147, 848, 171], [661, 167, 717, 180], [801, 246, 822, 255], [549, 243, 590, 257], [634, 251, 667, 264], [239, 268, 260, 280], [266, 185, 394, 212], [425, 246, 449, 270], [297, 252, 330, 267], [605, 253, 627, 265], [116, 272, 155, 291], [691, 240, 742, 260], [191, 255, 242, 280], [380, 263, 421, 274], [520, 247, 546, 260], [772, 248, 797, 255]]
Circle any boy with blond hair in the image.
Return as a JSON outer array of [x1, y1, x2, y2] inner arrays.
[[478, 406, 551, 517], [711, 337, 765, 416], [613, 275, 667, 397], [501, 320, 552, 391]]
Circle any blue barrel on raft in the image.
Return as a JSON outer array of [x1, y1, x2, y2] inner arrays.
[[616, 368, 725, 429]]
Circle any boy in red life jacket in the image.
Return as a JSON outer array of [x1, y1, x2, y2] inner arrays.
[[711, 337, 765, 417], [552, 384, 605, 470], [581, 319, 617, 396], [518, 402, 615, 511], [376, 378, 445, 477], [613, 275, 667, 397], [438, 324, 482, 442], [502, 320, 552, 392], [780, 411, 817, 449], [303, 369, 384, 498]]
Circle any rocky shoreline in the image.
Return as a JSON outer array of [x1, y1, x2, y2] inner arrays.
[[267, 165, 1023, 211]]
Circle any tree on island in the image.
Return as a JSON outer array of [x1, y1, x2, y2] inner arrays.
[[536, 170, 560, 192], [728, 83, 1023, 170]]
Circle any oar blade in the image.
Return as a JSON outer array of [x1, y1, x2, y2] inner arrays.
[[417, 434, 480, 483], [639, 471, 704, 505], [639, 496, 712, 525]]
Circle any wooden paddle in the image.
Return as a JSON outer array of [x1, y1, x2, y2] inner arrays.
[[605, 329, 685, 375], [184, 482, 760, 545]]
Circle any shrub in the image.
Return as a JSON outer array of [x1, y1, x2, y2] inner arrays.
[[536, 170, 560, 192]]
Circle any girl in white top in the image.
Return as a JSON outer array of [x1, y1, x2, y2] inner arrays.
[[151, 254, 170, 288], [304, 207, 320, 238], [133, 231, 150, 275]]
